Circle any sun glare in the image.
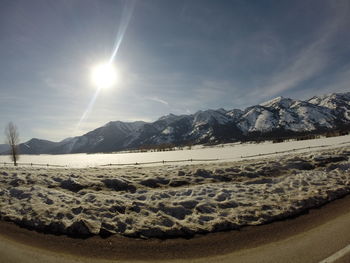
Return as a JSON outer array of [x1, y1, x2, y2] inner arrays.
[[91, 63, 118, 89]]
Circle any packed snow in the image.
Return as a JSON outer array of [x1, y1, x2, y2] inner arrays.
[[0, 144, 349, 238]]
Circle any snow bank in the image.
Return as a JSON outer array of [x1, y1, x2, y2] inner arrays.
[[0, 147, 349, 238]]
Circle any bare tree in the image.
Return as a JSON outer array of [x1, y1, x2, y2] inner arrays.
[[5, 122, 20, 166]]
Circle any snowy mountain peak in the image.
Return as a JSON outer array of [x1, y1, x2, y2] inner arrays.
[[157, 113, 182, 122], [216, 108, 227, 114], [308, 92, 350, 109], [226, 109, 243, 119], [308, 92, 350, 121], [260, 96, 294, 108], [193, 109, 230, 125], [104, 121, 146, 133]]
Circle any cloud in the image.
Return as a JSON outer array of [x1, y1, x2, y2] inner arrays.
[[146, 96, 169, 105], [43, 77, 70, 89], [256, 41, 329, 98], [251, 1, 349, 100], [328, 67, 350, 92], [309, 65, 350, 96], [0, 95, 26, 103]]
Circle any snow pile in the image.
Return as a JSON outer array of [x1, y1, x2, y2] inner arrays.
[[0, 147, 349, 238]]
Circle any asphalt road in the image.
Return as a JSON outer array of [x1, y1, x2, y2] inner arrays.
[[0, 194, 350, 263]]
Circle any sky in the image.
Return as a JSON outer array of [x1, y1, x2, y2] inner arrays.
[[0, 0, 350, 142]]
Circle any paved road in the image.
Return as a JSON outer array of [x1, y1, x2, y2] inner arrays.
[[1, 195, 350, 263]]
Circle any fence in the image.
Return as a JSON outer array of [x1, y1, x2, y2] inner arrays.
[[1, 162, 66, 168], [0, 158, 220, 168], [99, 158, 220, 167], [240, 144, 332, 159]]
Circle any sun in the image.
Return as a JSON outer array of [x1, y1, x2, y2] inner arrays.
[[91, 63, 118, 89]]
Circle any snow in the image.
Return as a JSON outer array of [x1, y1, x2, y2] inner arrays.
[[158, 113, 181, 123], [278, 109, 294, 122], [260, 96, 294, 108], [294, 104, 334, 129], [253, 109, 277, 131], [0, 145, 349, 238], [238, 107, 262, 132], [226, 109, 243, 119], [308, 93, 350, 122], [0, 135, 349, 168], [345, 108, 350, 120], [308, 92, 350, 110], [105, 121, 145, 133], [193, 110, 230, 126], [161, 127, 173, 135]]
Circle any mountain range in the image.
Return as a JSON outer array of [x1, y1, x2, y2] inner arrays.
[[1, 92, 349, 155]]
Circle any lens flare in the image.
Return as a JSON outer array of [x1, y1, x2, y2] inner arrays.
[[109, 0, 136, 63], [75, 0, 136, 136]]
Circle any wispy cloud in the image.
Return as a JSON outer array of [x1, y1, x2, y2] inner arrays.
[[327, 67, 350, 92], [146, 96, 169, 105], [257, 41, 329, 98], [251, 1, 349, 100], [309, 65, 350, 97]]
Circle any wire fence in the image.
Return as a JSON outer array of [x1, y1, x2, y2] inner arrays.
[[240, 144, 332, 159], [0, 158, 221, 168], [99, 158, 220, 167], [1, 162, 67, 168]]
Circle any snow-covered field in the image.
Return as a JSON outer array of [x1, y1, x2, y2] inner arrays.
[[0, 134, 349, 168], [0, 145, 349, 238]]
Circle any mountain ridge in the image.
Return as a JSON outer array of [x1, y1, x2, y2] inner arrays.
[[2, 92, 350, 155]]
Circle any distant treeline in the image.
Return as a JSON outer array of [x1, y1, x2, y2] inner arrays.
[[271, 129, 350, 144], [138, 142, 193, 152]]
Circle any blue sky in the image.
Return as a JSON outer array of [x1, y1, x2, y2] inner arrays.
[[1, 0, 350, 142]]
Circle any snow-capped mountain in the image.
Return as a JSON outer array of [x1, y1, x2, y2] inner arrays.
[[244, 96, 337, 133], [49, 121, 147, 154], [18, 138, 59, 154], [3, 92, 349, 154], [308, 92, 350, 123]]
